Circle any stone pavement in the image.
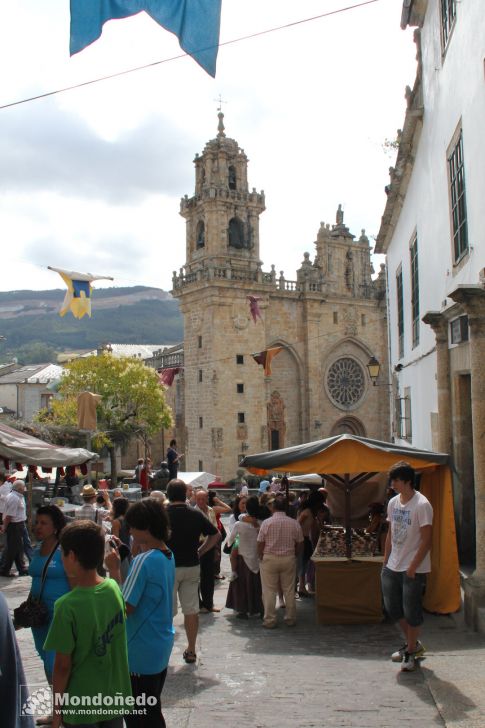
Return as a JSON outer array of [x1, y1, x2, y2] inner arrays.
[[3, 566, 485, 728]]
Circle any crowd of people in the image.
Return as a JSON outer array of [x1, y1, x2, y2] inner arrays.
[[0, 459, 433, 726]]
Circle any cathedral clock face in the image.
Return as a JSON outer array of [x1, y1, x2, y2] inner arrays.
[[326, 357, 366, 410]]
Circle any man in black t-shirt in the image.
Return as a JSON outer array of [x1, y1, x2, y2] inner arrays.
[[166, 439, 182, 480], [166, 480, 220, 664]]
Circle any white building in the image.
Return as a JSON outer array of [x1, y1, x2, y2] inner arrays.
[[376, 0, 485, 628], [0, 363, 63, 420]]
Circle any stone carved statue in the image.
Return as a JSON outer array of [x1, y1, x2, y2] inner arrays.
[[211, 428, 223, 454], [267, 391, 286, 449], [345, 248, 355, 291], [268, 391, 285, 424]]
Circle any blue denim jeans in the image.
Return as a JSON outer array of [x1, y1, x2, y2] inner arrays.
[[381, 566, 427, 627]]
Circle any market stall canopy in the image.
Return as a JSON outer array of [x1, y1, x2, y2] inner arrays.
[[241, 434, 459, 616], [240, 434, 448, 475], [178, 472, 217, 490], [0, 422, 98, 468]]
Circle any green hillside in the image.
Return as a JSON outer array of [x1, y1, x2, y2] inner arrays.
[[0, 289, 183, 362], [0, 286, 153, 303]]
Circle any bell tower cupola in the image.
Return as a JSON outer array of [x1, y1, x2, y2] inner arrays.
[[179, 113, 266, 277]]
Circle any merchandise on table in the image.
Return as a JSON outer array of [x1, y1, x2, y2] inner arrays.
[[313, 526, 376, 558]]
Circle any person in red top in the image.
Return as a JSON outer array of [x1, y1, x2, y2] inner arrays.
[[257, 497, 303, 628], [139, 458, 152, 495]]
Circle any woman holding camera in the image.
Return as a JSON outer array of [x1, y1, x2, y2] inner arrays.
[[106, 498, 175, 728], [28, 506, 71, 689], [110, 497, 132, 579]]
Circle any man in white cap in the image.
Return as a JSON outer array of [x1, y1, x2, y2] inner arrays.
[[0, 480, 29, 577]]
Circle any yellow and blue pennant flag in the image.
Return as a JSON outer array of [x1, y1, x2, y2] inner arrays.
[[48, 266, 114, 319]]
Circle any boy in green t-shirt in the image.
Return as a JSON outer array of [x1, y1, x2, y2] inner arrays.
[[44, 520, 131, 728]]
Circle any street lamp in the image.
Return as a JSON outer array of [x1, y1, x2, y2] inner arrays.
[[366, 356, 381, 386]]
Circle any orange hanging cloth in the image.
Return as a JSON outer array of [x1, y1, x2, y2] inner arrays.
[[252, 346, 283, 376]]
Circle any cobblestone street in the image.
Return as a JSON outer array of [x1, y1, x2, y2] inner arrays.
[[3, 560, 485, 728]]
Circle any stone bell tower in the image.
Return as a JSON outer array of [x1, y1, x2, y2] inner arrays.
[[172, 114, 267, 480], [171, 117, 389, 481], [180, 111, 266, 276]]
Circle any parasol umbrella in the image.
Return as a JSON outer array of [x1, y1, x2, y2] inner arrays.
[[0, 422, 99, 530]]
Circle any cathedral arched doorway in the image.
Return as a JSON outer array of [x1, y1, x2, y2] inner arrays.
[[265, 344, 303, 449], [330, 416, 366, 437]]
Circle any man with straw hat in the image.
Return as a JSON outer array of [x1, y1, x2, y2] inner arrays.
[[75, 484, 110, 526]]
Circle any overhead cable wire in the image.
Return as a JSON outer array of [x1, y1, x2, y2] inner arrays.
[[151, 309, 388, 374], [0, 0, 379, 111]]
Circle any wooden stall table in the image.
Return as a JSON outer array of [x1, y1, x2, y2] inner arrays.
[[312, 555, 384, 625]]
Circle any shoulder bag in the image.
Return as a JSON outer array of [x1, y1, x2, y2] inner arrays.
[[13, 542, 59, 628]]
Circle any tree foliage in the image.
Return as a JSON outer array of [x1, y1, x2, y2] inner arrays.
[[36, 354, 173, 456], [15, 341, 58, 365]]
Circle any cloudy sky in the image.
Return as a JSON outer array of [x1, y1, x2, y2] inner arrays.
[[0, 1, 416, 294]]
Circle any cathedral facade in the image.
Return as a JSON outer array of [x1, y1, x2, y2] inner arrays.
[[166, 114, 390, 481]]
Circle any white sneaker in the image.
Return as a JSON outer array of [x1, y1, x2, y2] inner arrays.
[[401, 651, 417, 672], [391, 640, 425, 662], [391, 643, 407, 662]]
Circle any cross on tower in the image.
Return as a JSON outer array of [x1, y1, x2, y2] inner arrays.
[[214, 94, 227, 113]]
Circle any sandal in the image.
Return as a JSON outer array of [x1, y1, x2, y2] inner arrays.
[[183, 650, 197, 664]]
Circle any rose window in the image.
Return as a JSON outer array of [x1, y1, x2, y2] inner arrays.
[[327, 357, 365, 409]]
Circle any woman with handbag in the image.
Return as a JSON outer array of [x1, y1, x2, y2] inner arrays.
[[208, 491, 231, 580], [27, 506, 70, 690], [225, 496, 263, 619]]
